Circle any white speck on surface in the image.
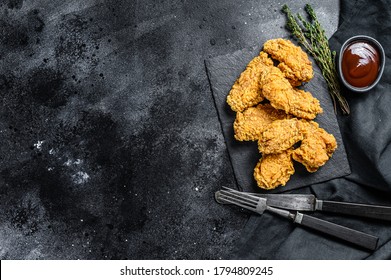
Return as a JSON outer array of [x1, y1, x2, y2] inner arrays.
[[33, 140, 44, 150], [47, 167, 54, 171], [49, 148, 55, 155], [195, 187, 199, 191], [64, 158, 83, 166], [72, 171, 90, 184]]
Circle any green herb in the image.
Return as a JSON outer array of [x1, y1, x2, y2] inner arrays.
[[282, 4, 350, 115]]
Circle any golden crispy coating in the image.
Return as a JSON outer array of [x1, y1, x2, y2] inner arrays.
[[258, 118, 337, 172], [263, 38, 313, 86], [258, 118, 304, 154], [227, 52, 273, 112], [260, 66, 323, 119], [253, 149, 294, 190], [225, 38, 337, 190], [234, 104, 289, 141], [292, 121, 337, 172]]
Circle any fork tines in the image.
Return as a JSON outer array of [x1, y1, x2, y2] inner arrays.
[[215, 187, 259, 211]]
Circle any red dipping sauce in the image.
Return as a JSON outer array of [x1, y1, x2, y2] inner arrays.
[[341, 41, 380, 88]]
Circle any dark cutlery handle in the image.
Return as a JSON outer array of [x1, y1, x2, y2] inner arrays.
[[295, 213, 378, 251], [321, 200, 391, 221]]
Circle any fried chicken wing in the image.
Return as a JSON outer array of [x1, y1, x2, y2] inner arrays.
[[263, 38, 313, 86], [253, 149, 294, 190], [292, 121, 337, 172], [258, 118, 304, 154], [226, 52, 273, 112], [234, 104, 289, 141], [260, 66, 323, 119], [258, 118, 337, 171]]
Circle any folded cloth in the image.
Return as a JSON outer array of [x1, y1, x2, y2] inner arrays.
[[208, 0, 391, 259]]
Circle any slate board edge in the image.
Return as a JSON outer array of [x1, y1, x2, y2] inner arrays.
[[205, 48, 352, 193]]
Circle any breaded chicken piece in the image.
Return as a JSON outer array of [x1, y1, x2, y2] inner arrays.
[[258, 118, 304, 154], [253, 149, 294, 190], [234, 104, 289, 141], [260, 66, 323, 119], [263, 38, 313, 86], [292, 121, 337, 172], [258, 118, 337, 171], [226, 52, 273, 112]]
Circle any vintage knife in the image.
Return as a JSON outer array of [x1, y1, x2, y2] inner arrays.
[[224, 190, 391, 221]]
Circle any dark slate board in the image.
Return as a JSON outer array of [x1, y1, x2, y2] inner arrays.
[[205, 46, 351, 193]]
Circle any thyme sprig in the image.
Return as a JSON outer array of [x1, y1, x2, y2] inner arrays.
[[282, 4, 350, 115]]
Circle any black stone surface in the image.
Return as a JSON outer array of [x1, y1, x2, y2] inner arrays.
[[205, 48, 350, 193], [0, 0, 339, 259]]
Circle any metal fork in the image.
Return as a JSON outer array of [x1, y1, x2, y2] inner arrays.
[[216, 187, 379, 251]]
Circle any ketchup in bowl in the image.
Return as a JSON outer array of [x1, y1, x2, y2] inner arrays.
[[338, 36, 385, 92], [341, 41, 380, 87]]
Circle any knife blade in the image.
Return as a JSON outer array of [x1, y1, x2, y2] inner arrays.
[[222, 188, 391, 221], [255, 194, 317, 211]]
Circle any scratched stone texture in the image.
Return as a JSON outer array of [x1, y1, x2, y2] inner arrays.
[[0, 0, 339, 259]]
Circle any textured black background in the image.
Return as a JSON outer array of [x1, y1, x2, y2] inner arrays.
[[0, 0, 339, 259]]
